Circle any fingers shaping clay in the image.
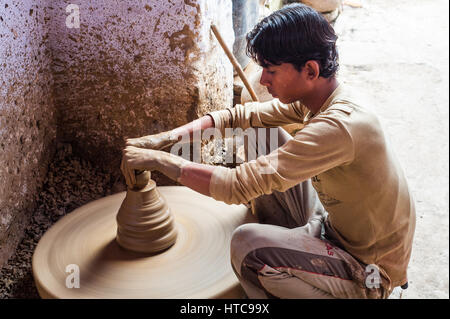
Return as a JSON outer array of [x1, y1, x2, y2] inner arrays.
[[32, 180, 255, 298]]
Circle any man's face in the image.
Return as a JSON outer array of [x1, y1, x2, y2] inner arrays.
[[259, 62, 310, 104]]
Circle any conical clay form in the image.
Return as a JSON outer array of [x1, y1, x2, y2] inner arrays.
[[116, 179, 177, 253]]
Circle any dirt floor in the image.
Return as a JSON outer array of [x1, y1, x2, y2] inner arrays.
[[335, 0, 449, 298], [0, 143, 116, 298]]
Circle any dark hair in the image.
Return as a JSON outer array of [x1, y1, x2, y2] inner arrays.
[[246, 3, 339, 78]]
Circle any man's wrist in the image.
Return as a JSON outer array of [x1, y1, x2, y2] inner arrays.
[[156, 150, 189, 182], [169, 129, 183, 143]]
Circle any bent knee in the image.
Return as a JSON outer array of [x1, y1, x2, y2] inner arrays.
[[230, 223, 267, 272], [232, 221, 271, 241], [231, 224, 261, 252]]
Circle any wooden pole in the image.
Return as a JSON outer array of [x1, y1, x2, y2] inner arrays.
[[211, 24, 259, 102]]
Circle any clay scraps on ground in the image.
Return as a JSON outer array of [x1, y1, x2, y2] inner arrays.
[[0, 143, 117, 299]]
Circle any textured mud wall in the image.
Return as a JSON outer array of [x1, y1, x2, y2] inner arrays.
[[0, 0, 234, 269], [50, 0, 234, 175], [0, 0, 57, 268]]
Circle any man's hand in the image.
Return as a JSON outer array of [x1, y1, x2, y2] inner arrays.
[[121, 146, 215, 198], [121, 146, 153, 187], [121, 146, 188, 187], [125, 131, 178, 150]]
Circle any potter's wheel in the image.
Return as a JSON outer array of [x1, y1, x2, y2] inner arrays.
[[32, 186, 255, 298]]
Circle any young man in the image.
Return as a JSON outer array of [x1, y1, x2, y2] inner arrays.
[[121, 4, 415, 299]]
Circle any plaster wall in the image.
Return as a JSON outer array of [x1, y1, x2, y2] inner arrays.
[[49, 0, 234, 174], [0, 0, 56, 268], [0, 0, 234, 268]]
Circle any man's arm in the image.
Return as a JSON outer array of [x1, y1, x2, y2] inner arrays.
[[209, 115, 355, 205], [177, 162, 215, 197], [122, 115, 215, 189], [171, 115, 214, 142], [209, 100, 305, 136], [123, 99, 304, 196], [126, 115, 215, 149]]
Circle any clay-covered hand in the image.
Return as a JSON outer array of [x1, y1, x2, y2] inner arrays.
[[125, 131, 179, 150], [121, 146, 188, 187]]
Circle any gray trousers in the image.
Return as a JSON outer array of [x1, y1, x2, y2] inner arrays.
[[230, 128, 391, 299]]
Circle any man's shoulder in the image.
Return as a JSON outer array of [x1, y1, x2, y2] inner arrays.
[[324, 86, 378, 120], [314, 87, 385, 140]]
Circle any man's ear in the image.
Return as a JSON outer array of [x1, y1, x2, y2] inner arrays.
[[304, 60, 320, 80]]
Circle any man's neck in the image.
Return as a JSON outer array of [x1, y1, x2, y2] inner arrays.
[[303, 77, 339, 115]]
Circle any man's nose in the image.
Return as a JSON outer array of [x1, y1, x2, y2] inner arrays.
[[260, 70, 270, 87]]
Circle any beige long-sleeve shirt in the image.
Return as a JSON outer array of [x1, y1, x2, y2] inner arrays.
[[207, 85, 416, 288]]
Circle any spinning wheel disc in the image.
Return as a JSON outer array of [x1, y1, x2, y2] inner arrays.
[[32, 186, 255, 298]]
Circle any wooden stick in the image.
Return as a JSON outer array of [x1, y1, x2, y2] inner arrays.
[[211, 24, 259, 102], [343, 0, 363, 8]]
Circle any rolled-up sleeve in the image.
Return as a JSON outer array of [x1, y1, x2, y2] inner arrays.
[[209, 113, 355, 205], [207, 99, 306, 136]]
